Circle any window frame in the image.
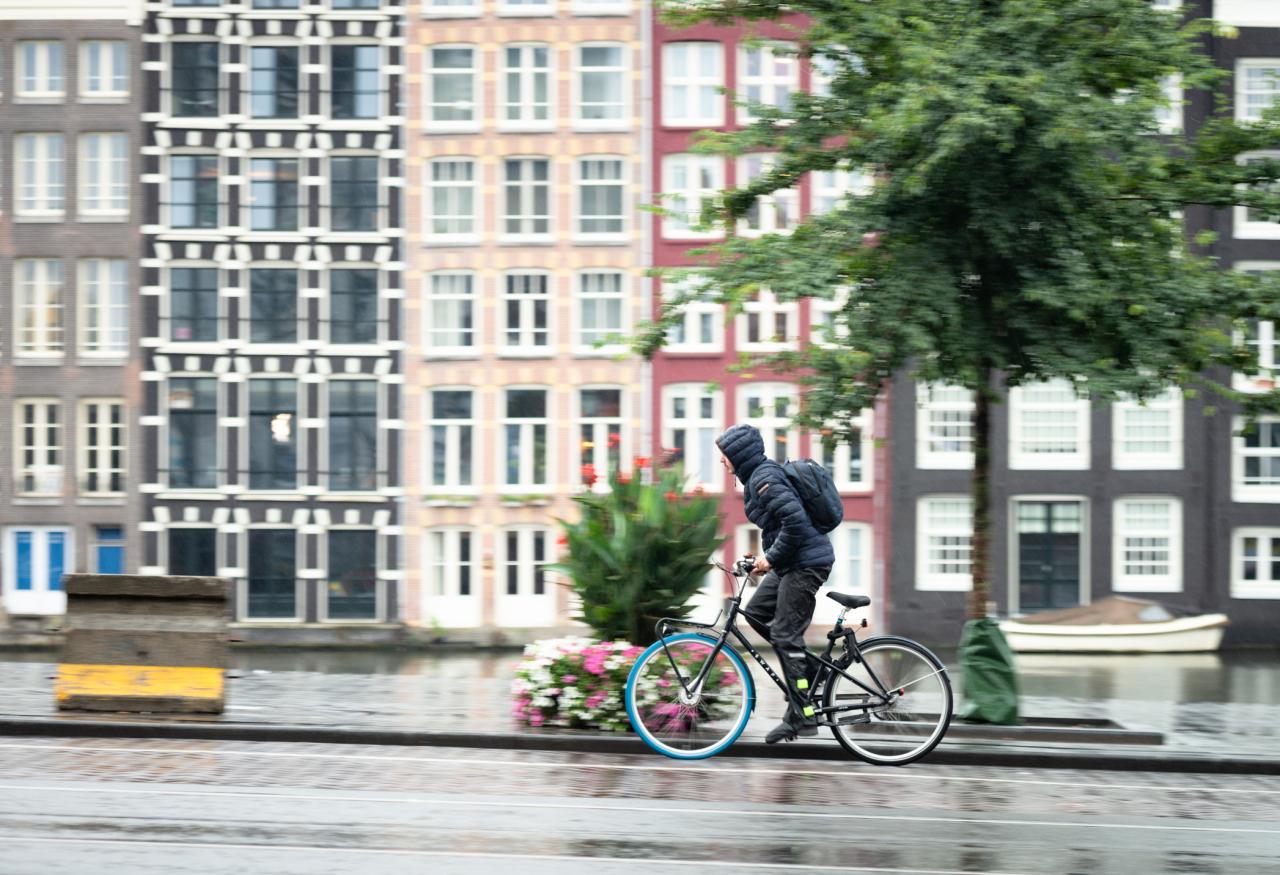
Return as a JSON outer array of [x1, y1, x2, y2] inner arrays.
[[661, 382, 725, 493], [1008, 379, 1092, 471], [1112, 389, 1183, 470], [574, 155, 628, 241], [166, 526, 218, 577], [1236, 58, 1280, 123], [246, 265, 300, 346], [16, 40, 65, 101], [329, 42, 383, 121], [497, 0, 555, 17], [736, 288, 798, 352], [423, 270, 478, 356], [241, 526, 302, 623], [827, 521, 873, 596], [1231, 527, 1280, 599], [500, 43, 554, 131], [500, 270, 553, 356], [14, 133, 65, 219], [425, 44, 480, 133], [424, 387, 478, 495], [573, 42, 628, 130], [327, 265, 381, 347], [243, 377, 301, 493], [1234, 150, 1280, 240], [14, 398, 64, 498], [168, 39, 222, 119], [166, 264, 222, 345], [165, 374, 221, 491], [14, 258, 65, 359], [327, 153, 382, 233], [423, 0, 481, 18], [245, 153, 302, 233], [78, 132, 129, 220], [576, 385, 626, 492], [662, 274, 724, 354], [736, 42, 798, 125], [501, 156, 553, 242], [1234, 262, 1280, 393], [78, 258, 129, 359], [736, 154, 799, 237], [916, 382, 975, 470], [321, 527, 383, 623], [501, 386, 552, 492], [736, 382, 799, 467], [79, 40, 128, 101], [424, 157, 480, 244], [1232, 414, 1280, 503], [1112, 496, 1183, 593], [574, 269, 628, 355], [662, 41, 724, 128], [167, 151, 221, 230], [814, 409, 874, 493], [79, 398, 126, 497], [661, 153, 724, 240], [325, 378, 382, 493], [916, 495, 974, 592], [246, 42, 302, 121], [811, 164, 872, 215]]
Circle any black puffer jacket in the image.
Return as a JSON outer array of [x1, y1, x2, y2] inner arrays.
[[716, 424, 835, 573]]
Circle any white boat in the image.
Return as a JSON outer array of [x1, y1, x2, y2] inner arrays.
[[1000, 596, 1228, 653]]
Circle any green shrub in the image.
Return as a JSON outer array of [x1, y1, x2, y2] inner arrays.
[[555, 460, 726, 646]]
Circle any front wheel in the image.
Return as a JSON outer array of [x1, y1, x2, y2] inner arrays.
[[822, 635, 953, 766], [625, 633, 755, 760]]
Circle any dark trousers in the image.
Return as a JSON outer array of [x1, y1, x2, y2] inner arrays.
[[742, 565, 832, 712]]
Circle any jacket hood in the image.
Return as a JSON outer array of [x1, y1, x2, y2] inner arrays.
[[716, 424, 766, 485]]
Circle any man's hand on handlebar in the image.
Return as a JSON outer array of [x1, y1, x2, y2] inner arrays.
[[752, 555, 772, 574]]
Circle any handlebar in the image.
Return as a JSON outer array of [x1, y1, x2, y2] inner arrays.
[[714, 554, 760, 579]]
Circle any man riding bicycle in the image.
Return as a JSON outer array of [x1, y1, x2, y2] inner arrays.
[[715, 423, 834, 744]]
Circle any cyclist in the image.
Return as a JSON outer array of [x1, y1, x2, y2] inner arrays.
[[715, 423, 834, 743]]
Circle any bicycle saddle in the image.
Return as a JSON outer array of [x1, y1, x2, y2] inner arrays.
[[826, 592, 871, 609]]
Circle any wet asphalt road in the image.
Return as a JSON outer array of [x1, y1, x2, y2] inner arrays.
[[1, 738, 1278, 874]]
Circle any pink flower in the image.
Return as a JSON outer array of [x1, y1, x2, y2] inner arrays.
[[586, 692, 607, 710], [561, 674, 578, 684], [720, 672, 738, 687], [656, 678, 671, 688], [530, 712, 545, 727]]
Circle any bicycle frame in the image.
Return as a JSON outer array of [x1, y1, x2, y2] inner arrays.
[[654, 563, 900, 724]]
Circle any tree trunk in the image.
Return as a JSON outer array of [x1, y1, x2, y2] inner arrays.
[[967, 364, 993, 620]]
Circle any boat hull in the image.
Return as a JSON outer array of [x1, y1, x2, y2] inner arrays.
[[999, 614, 1229, 653]]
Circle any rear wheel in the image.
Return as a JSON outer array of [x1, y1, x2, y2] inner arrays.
[[625, 633, 754, 760], [822, 636, 952, 765]]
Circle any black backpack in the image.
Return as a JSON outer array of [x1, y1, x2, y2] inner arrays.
[[781, 459, 844, 534]]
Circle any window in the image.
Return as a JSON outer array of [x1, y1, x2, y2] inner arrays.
[[329, 380, 379, 491], [916, 497, 973, 591], [15, 400, 63, 497], [169, 377, 218, 489], [93, 527, 125, 574], [246, 529, 297, 620], [330, 156, 380, 232], [425, 0, 479, 16], [1235, 152, 1280, 239], [15, 133, 65, 217], [737, 43, 797, 124], [663, 383, 723, 490], [576, 271, 626, 352], [168, 528, 216, 576], [574, 0, 627, 14], [812, 165, 871, 214], [1156, 75, 1183, 134], [426, 389, 475, 491], [173, 0, 221, 6], [816, 411, 873, 492], [80, 400, 125, 496], [249, 269, 297, 343], [170, 155, 219, 229], [576, 157, 626, 238], [249, 46, 299, 118], [739, 384, 798, 463], [502, 45, 552, 128], [1009, 380, 1090, 470], [17, 41, 64, 99], [504, 388, 549, 489], [1113, 498, 1182, 593], [78, 133, 128, 217], [330, 268, 378, 344], [503, 157, 551, 238], [916, 383, 975, 469], [663, 42, 723, 127], [663, 275, 723, 353], [1237, 60, 1280, 122], [579, 388, 623, 487], [247, 380, 297, 490], [1232, 528, 1280, 599], [81, 41, 128, 98], [255, 0, 300, 7], [1243, 319, 1279, 388], [828, 523, 871, 594], [15, 259, 64, 357], [248, 158, 300, 231], [171, 42, 219, 117], [502, 272, 551, 353], [498, 0, 553, 16], [1234, 416, 1280, 502], [738, 154, 798, 235], [576, 44, 626, 126], [327, 530, 378, 620], [427, 46, 478, 129], [425, 530, 474, 599], [79, 259, 128, 357], [331, 45, 380, 119], [4, 529, 70, 613], [425, 272, 477, 354], [1113, 389, 1182, 470], [1152, 0, 1181, 9], [738, 289, 798, 351], [810, 287, 848, 348], [170, 267, 219, 342], [661, 154, 723, 239], [503, 529, 549, 597], [426, 158, 478, 241], [333, 0, 381, 7]]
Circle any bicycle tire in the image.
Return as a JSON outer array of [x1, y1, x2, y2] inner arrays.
[[625, 632, 755, 760], [822, 635, 953, 766]]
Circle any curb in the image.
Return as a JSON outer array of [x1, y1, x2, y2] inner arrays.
[[1, 717, 1274, 776]]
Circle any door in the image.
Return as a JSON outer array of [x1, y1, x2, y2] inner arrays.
[[2, 527, 72, 616], [1016, 501, 1083, 612], [495, 528, 557, 629]]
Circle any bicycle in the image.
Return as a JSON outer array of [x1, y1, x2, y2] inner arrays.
[[624, 555, 953, 764]]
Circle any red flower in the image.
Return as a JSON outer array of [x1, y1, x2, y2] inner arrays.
[[663, 491, 679, 501], [617, 473, 631, 484], [634, 456, 651, 469], [556, 533, 569, 548], [580, 463, 598, 486], [607, 433, 621, 448]]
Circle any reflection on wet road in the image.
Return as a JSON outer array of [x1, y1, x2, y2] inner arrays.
[[0, 738, 1277, 874]]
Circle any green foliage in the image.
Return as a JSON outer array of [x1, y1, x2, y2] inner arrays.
[[554, 463, 727, 646]]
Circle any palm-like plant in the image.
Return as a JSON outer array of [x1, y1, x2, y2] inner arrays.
[[555, 461, 727, 646]]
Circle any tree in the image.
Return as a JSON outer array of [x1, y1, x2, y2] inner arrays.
[[640, 0, 1280, 722]]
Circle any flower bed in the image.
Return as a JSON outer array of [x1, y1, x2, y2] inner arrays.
[[511, 635, 739, 733]]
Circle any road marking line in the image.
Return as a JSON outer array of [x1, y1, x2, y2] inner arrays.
[[3, 782, 1277, 835], [0, 741, 1276, 797], [0, 835, 1040, 875]]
